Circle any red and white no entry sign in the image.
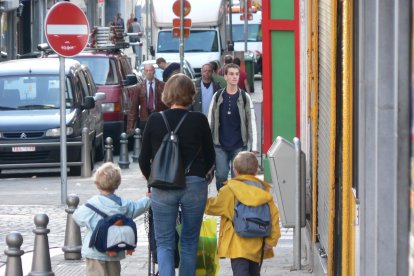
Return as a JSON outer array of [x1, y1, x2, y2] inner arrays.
[[45, 2, 89, 57]]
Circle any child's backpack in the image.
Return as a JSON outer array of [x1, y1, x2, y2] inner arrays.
[[85, 203, 137, 256], [233, 181, 271, 238]]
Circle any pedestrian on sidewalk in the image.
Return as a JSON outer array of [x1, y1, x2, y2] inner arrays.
[[207, 63, 257, 191], [233, 57, 251, 93], [189, 63, 222, 116], [205, 151, 281, 276], [73, 162, 151, 276], [138, 73, 215, 276], [127, 63, 167, 133]]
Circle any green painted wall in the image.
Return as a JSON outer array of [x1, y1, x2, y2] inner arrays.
[[271, 0, 294, 20], [271, 31, 296, 141]]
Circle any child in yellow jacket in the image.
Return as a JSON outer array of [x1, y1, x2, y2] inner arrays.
[[205, 151, 281, 276]]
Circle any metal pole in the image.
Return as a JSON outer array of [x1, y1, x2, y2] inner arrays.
[[179, 0, 184, 73], [146, 0, 150, 59], [244, 0, 248, 52], [59, 56, 67, 205], [293, 137, 301, 270], [229, 0, 233, 50]]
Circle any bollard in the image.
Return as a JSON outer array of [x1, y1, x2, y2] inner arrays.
[[131, 128, 142, 163], [28, 214, 54, 276], [5, 232, 24, 276], [104, 137, 114, 163], [81, 127, 92, 178], [62, 194, 82, 260], [118, 132, 130, 169]]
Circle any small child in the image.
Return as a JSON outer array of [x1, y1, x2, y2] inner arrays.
[[205, 151, 281, 276], [73, 162, 150, 276]]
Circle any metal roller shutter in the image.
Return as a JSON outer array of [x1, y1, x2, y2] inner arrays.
[[316, 0, 332, 253]]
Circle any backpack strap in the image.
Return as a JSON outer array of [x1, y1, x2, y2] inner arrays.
[[160, 111, 189, 134], [85, 203, 108, 218], [215, 88, 247, 106]]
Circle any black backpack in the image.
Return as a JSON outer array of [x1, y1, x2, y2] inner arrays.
[[148, 112, 188, 189], [85, 203, 137, 255]]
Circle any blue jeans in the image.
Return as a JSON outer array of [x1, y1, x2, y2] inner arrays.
[[151, 176, 207, 276], [214, 145, 246, 191]]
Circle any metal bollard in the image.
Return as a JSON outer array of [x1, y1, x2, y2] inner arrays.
[[62, 194, 82, 260], [81, 127, 92, 178], [131, 128, 142, 163], [118, 132, 130, 169], [104, 137, 114, 163], [5, 232, 24, 276], [28, 214, 54, 276]]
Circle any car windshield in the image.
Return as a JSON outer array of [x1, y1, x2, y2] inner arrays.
[[0, 75, 73, 109], [72, 57, 119, 85], [157, 30, 219, 53], [232, 24, 262, 42]]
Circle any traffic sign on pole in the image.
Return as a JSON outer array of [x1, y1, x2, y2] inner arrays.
[[45, 2, 90, 57]]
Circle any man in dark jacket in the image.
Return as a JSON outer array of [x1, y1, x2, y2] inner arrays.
[[127, 64, 167, 132], [189, 63, 221, 115]]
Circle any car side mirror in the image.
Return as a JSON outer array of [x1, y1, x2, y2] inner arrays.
[[122, 74, 138, 86], [82, 96, 95, 109]]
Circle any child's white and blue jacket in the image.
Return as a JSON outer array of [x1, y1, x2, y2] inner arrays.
[[73, 194, 150, 261]]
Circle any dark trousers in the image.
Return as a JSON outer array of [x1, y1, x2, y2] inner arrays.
[[230, 258, 260, 276]]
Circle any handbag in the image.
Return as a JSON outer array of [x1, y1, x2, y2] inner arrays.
[[148, 112, 200, 189]]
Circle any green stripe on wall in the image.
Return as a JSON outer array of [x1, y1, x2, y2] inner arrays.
[[271, 31, 296, 141], [271, 0, 294, 20]]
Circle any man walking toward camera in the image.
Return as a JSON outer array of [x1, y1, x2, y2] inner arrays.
[[208, 63, 257, 191], [127, 64, 167, 133], [190, 63, 222, 116]]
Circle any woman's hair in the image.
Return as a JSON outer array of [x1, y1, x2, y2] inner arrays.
[[233, 151, 259, 175], [162, 73, 196, 107], [94, 162, 121, 192]]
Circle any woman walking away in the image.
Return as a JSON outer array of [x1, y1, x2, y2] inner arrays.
[[138, 73, 215, 276]]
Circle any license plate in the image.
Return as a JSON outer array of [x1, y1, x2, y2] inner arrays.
[[12, 146, 36, 152]]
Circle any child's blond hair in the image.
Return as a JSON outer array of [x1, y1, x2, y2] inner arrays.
[[233, 151, 258, 175], [94, 162, 121, 192]]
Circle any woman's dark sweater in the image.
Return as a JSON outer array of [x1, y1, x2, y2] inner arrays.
[[138, 108, 215, 180]]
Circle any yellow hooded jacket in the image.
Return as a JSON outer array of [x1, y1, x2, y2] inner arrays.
[[205, 174, 281, 263]]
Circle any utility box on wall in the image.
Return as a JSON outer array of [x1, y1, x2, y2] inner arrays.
[[268, 136, 306, 228]]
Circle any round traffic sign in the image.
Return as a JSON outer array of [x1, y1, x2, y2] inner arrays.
[[45, 2, 89, 57], [172, 0, 191, 17]]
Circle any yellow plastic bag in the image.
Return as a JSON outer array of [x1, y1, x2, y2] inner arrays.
[[177, 218, 220, 276], [195, 218, 220, 276]]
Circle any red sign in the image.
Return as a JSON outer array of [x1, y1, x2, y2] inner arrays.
[[172, 0, 191, 17], [172, 18, 192, 28], [45, 2, 89, 57], [172, 28, 190, 38]]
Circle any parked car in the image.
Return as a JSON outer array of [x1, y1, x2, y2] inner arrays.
[[136, 59, 196, 81], [0, 58, 104, 175], [46, 49, 140, 153]]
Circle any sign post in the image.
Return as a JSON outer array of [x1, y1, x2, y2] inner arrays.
[[44, 2, 89, 205], [172, 0, 191, 73]]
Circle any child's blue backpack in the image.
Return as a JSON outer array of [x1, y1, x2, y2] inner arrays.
[[85, 203, 137, 256], [233, 181, 271, 238]]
